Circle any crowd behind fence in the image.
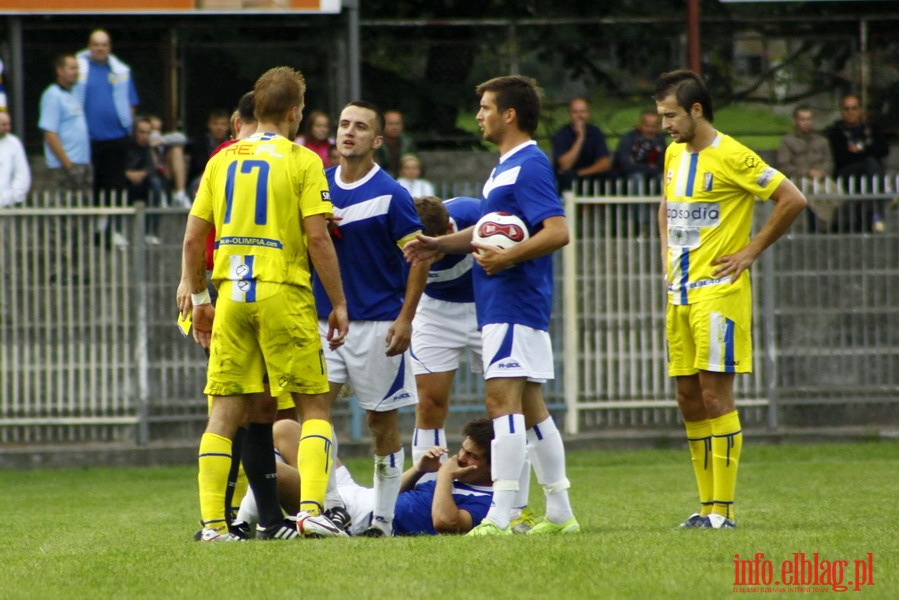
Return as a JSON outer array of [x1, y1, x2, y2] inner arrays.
[[1, 176, 898, 447]]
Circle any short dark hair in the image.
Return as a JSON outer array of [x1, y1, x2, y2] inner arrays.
[[344, 100, 386, 136], [475, 75, 542, 135], [462, 418, 495, 465], [654, 69, 714, 123], [413, 196, 450, 237], [54, 54, 74, 70], [237, 91, 256, 124], [792, 105, 812, 118]]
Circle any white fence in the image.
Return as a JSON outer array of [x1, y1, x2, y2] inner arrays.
[[559, 176, 899, 434], [2, 178, 898, 447]]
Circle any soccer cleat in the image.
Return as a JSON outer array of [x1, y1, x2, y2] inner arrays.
[[295, 511, 349, 538], [527, 516, 581, 535], [229, 520, 252, 540], [510, 507, 540, 534], [708, 513, 736, 529], [256, 518, 301, 540], [357, 526, 387, 538], [467, 520, 512, 536], [198, 527, 244, 542], [679, 513, 711, 529], [323, 506, 353, 535]]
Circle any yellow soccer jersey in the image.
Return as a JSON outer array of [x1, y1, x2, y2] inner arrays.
[[191, 132, 332, 301], [663, 132, 784, 305]]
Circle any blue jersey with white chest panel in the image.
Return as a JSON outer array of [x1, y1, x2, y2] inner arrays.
[[392, 479, 493, 536], [313, 164, 423, 321], [424, 196, 482, 303], [474, 141, 564, 331]]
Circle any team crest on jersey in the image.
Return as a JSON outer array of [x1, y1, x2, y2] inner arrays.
[[703, 172, 714, 192]]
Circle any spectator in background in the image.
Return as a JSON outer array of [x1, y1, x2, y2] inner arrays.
[[398, 153, 436, 197], [74, 29, 139, 206], [0, 111, 31, 207], [826, 94, 890, 232], [188, 108, 231, 193], [124, 117, 163, 243], [39, 54, 92, 204], [296, 110, 334, 167], [613, 109, 667, 192], [147, 114, 189, 208], [776, 106, 837, 232], [375, 109, 416, 178], [552, 97, 611, 193], [327, 143, 340, 169]]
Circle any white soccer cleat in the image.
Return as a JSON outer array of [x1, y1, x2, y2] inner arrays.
[[199, 527, 244, 542], [295, 511, 350, 538]]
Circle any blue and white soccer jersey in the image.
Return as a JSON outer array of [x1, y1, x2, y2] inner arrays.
[[475, 141, 564, 380], [334, 465, 493, 536], [312, 164, 423, 409], [412, 196, 483, 376]]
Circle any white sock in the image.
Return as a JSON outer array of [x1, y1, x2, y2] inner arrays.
[[527, 416, 574, 524], [411, 427, 447, 485], [510, 456, 532, 521], [484, 414, 526, 530], [235, 487, 258, 527], [372, 448, 404, 534]]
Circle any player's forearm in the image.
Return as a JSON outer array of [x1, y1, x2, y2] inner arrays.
[[180, 216, 212, 293], [431, 470, 468, 534], [307, 234, 347, 310], [397, 260, 429, 323], [503, 216, 569, 265], [400, 464, 423, 492], [745, 181, 807, 260], [436, 226, 475, 255]]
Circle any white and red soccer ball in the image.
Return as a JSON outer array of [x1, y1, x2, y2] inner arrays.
[[472, 212, 530, 250]]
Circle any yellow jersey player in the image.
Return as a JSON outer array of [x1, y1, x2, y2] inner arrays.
[[177, 66, 349, 541], [655, 70, 806, 529]]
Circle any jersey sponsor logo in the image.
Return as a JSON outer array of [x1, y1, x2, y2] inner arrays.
[[666, 202, 720, 227], [322, 191, 331, 202], [218, 236, 283, 249]]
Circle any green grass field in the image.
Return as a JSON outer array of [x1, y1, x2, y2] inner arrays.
[[3, 442, 896, 600]]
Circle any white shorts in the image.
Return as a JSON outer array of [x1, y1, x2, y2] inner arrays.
[[411, 296, 482, 376], [319, 320, 419, 412], [481, 323, 555, 382], [334, 465, 375, 536]]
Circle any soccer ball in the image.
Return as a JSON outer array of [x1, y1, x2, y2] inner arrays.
[[472, 212, 530, 249]]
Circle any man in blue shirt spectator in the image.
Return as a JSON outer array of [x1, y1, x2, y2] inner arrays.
[[73, 29, 139, 208], [39, 54, 92, 203]]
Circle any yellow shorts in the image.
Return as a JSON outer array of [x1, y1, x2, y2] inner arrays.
[[205, 392, 295, 415], [666, 287, 753, 377], [205, 283, 328, 397]]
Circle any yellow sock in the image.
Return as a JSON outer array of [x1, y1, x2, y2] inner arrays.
[[684, 419, 714, 517], [710, 411, 742, 521], [198, 432, 233, 532], [230, 464, 248, 522], [297, 419, 333, 516]]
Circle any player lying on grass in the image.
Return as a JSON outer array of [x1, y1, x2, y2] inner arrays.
[[234, 418, 495, 536]]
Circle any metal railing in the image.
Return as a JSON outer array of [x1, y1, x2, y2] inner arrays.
[[560, 175, 899, 434], [2, 176, 898, 447]]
